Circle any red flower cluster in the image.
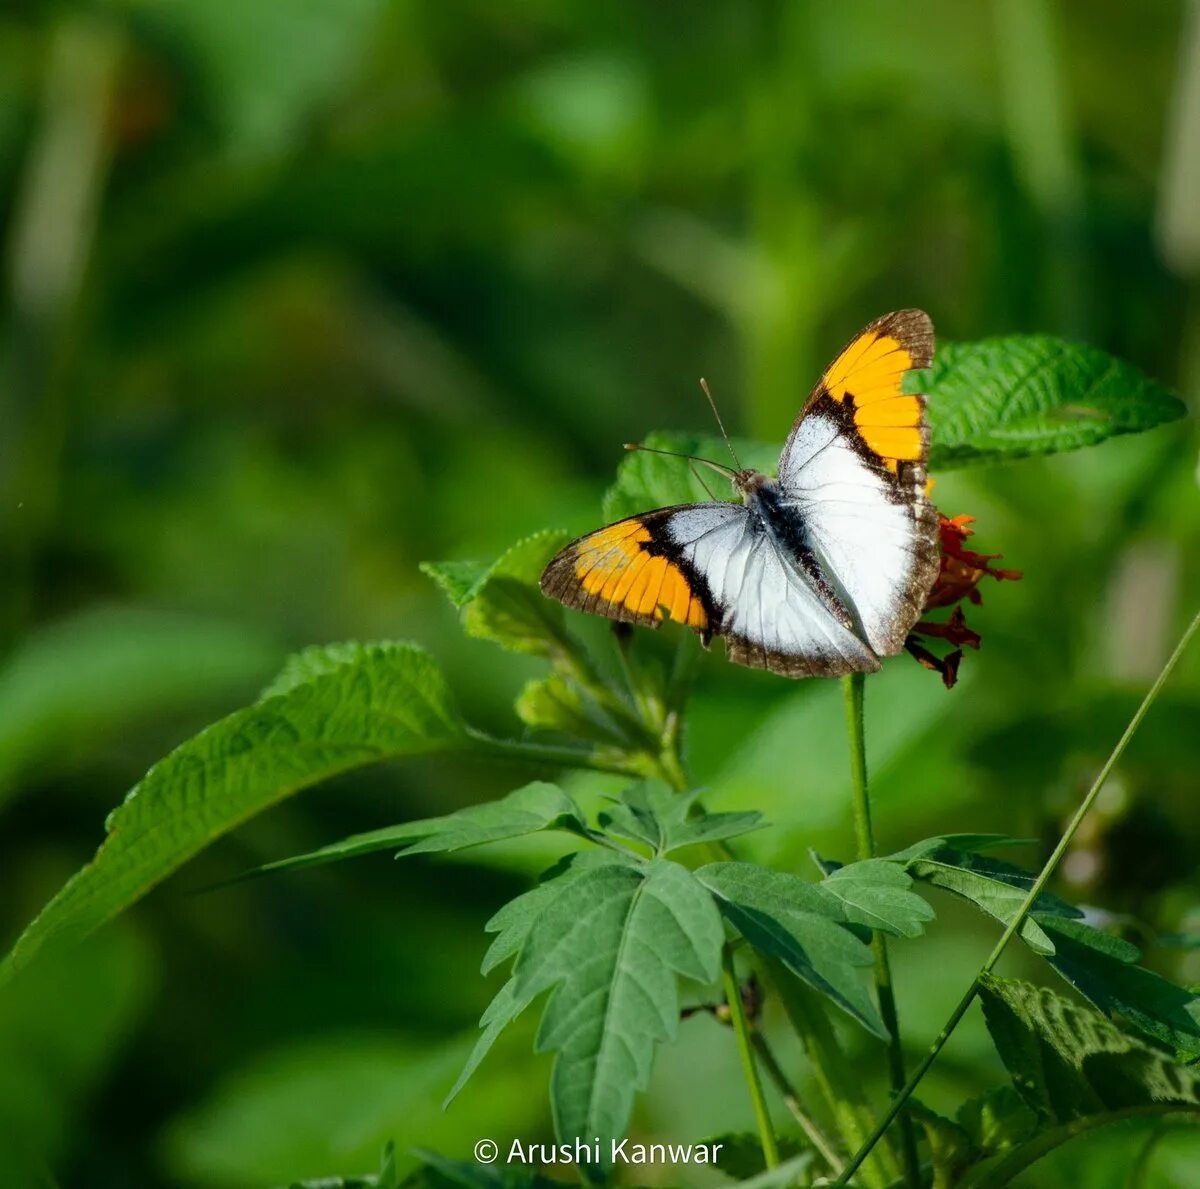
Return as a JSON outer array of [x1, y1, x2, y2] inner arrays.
[[906, 514, 1022, 688]]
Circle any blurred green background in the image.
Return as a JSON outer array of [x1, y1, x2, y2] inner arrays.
[[2, 1, 1199, 1186]]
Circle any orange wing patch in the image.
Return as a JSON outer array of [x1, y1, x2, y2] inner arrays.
[[822, 311, 932, 469], [572, 518, 707, 628]]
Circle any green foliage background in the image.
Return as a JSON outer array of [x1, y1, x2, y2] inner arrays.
[[1, 2, 1199, 1186]]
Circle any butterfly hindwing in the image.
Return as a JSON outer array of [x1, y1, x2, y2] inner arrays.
[[670, 507, 881, 676]]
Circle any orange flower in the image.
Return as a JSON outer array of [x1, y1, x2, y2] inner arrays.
[[906, 514, 1022, 688]]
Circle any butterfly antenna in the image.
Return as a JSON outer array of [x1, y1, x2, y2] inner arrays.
[[699, 377, 742, 472], [622, 442, 736, 479], [689, 461, 717, 501]]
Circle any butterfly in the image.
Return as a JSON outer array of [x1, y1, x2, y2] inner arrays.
[[540, 310, 942, 678]]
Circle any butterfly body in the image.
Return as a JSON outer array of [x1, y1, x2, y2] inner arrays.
[[540, 310, 941, 679]]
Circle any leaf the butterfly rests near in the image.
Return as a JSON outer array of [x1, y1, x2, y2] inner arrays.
[[539, 311, 941, 678]]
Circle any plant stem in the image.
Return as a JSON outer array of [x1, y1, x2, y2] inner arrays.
[[765, 960, 898, 1189], [466, 731, 644, 778], [723, 945, 780, 1170], [832, 607, 1200, 1187], [750, 1031, 844, 1175], [842, 672, 922, 1189]]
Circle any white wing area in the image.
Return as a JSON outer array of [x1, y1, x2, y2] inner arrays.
[[666, 504, 879, 675], [778, 412, 931, 654]]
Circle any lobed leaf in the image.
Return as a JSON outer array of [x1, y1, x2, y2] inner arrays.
[[242, 782, 587, 882], [884, 839, 1200, 1057], [1037, 916, 1200, 1061], [514, 860, 724, 1167], [910, 335, 1187, 469], [887, 840, 1080, 955], [817, 859, 936, 939], [598, 781, 763, 857], [446, 851, 657, 1114], [884, 835, 1034, 862], [694, 862, 884, 1036], [1, 642, 466, 983]]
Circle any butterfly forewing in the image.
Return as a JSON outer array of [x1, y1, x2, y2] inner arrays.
[[539, 505, 737, 634], [778, 309, 940, 656]]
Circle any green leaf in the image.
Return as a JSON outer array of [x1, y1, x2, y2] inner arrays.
[[598, 781, 763, 857], [243, 782, 588, 881], [1037, 916, 1200, 1060], [480, 852, 632, 978], [979, 974, 1200, 1122], [513, 860, 724, 1163], [602, 339, 1187, 521], [1, 642, 466, 983], [261, 640, 372, 698], [447, 852, 640, 1107], [694, 862, 884, 1036], [601, 341, 1184, 527], [886, 840, 1200, 1058], [419, 560, 491, 610], [601, 431, 778, 522], [422, 531, 576, 658], [909, 335, 1187, 469], [817, 859, 936, 939], [884, 834, 1036, 861], [396, 783, 586, 858], [515, 674, 625, 745], [888, 841, 1081, 954]]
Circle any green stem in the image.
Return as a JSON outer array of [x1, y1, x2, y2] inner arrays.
[[466, 731, 646, 778], [750, 1031, 844, 1175], [842, 673, 922, 1189], [723, 945, 780, 1170], [962, 1106, 1194, 1189], [832, 607, 1200, 1187], [765, 960, 898, 1189]]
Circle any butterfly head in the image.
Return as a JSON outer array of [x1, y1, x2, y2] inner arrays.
[[732, 468, 771, 503]]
